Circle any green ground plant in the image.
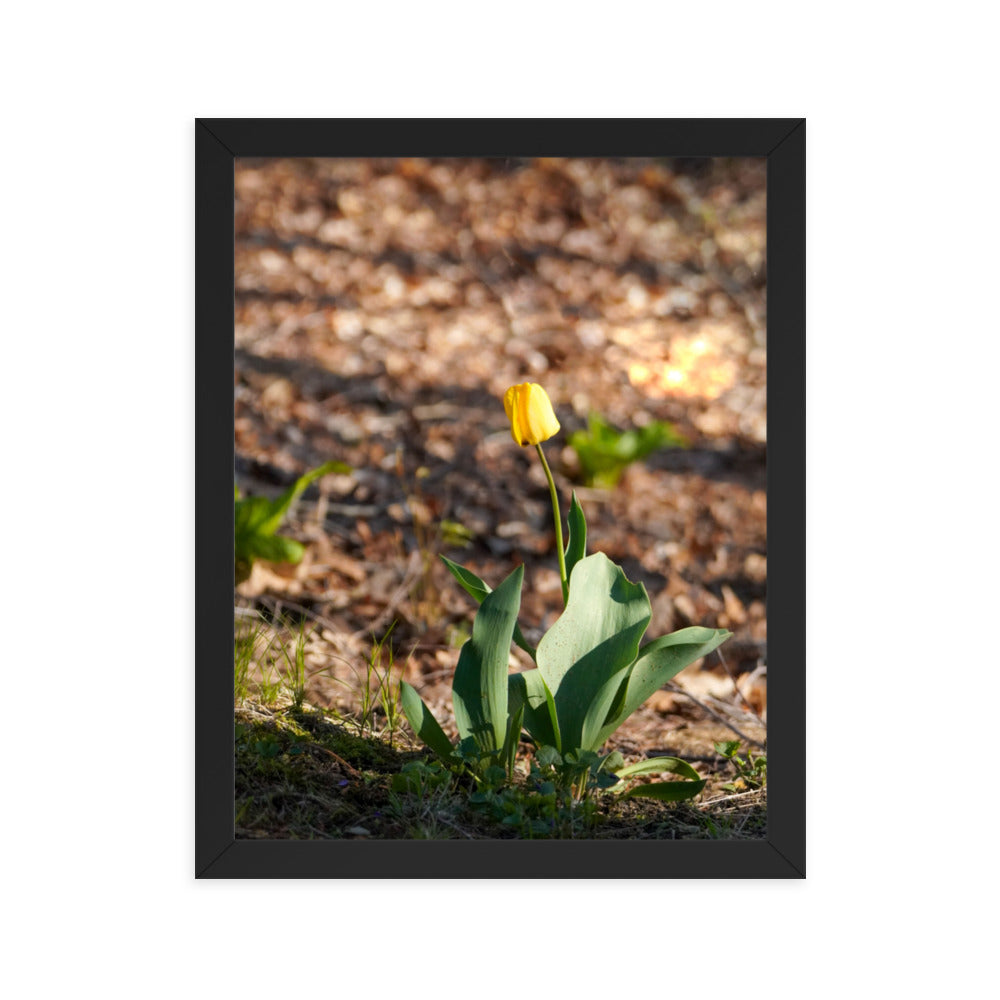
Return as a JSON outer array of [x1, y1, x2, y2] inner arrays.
[[235, 612, 336, 712], [234, 613, 285, 705], [715, 739, 768, 791], [568, 411, 687, 488], [235, 460, 349, 583], [276, 621, 310, 709], [355, 623, 403, 743]]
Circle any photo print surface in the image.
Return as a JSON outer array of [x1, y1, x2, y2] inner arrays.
[[232, 155, 769, 843]]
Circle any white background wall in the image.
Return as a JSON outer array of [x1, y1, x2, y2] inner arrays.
[[2, 3, 996, 997]]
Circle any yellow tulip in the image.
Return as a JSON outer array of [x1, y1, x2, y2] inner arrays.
[[503, 383, 561, 447]]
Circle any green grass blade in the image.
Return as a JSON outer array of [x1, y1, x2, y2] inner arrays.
[[451, 564, 524, 754], [399, 681, 455, 761]]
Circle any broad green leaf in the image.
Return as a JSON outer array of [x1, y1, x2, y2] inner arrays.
[[399, 681, 455, 761], [509, 669, 560, 751], [256, 461, 349, 537], [714, 740, 741, 759], [242, 533, 305, 565], [591, 670, 629, 743], [564, 492, 587, 584], [439, 554, 491, 603], [507, 670, 527, 714], [535, 745, 562, 768], [615, 756, 702, 781], [455, 737, 481, 762], [235, 495, 276, 535], [440, 555, 536, 660], [593, 626, 732, 746], [535, 552, 651, 753], [235, 461, 350, 579], [483, 765, 506, 786], [569, 413, 687, 488], [451, 564, 524, 755], [541, 675, 562, 753], [621, 778, 706, 802]]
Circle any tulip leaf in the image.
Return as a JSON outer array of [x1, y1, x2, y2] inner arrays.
[[593, 626, 732, 747], [452, 564, 524, 755], [509, 669, 561, 752], [541, 673, 562, 753], [614, 755, 702, 781], [502, 702, 525, 775], [399, 681, 456, 762], [620, 778, 707, 802], [439, 554, 490, 602], [535, 552, 651, 753], [564, 491, 587, 585], [440, 555, 536, 660]]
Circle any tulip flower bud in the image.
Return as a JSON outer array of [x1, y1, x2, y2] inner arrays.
[[503, 382, 561, 447]]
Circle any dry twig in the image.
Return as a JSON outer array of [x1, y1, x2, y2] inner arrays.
[[665, 681, 766, 750]]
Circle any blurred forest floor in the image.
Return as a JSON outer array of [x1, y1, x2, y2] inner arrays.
[[234, 156, 768, 779]]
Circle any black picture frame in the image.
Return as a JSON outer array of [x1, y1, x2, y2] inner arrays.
[[197, 118, 805, 878]]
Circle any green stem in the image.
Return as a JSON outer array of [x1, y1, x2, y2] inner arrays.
[[536, 443, 568, 604]]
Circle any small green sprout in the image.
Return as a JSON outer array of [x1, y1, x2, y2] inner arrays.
[[569, 411, 687, 488]]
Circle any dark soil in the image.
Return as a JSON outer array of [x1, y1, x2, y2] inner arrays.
[[236, 701, 765, 841]]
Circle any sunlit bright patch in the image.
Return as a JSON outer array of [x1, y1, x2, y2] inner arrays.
[[628, 333, 738, 400]]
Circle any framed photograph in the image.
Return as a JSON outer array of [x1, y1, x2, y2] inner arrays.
[[197, 119, 804, 878]]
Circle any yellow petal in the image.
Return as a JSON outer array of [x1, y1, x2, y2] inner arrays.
[[503, 382, 560, 446]]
